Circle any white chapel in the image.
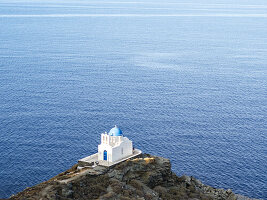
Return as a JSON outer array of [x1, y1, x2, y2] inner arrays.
[[78, 125, 141, 167], [98, 125, 133, 162]]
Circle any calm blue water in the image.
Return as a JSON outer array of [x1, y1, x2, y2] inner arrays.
[[0, 0, 266, 199]]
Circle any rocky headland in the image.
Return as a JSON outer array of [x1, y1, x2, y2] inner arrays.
[[7, 154, 258, 200]]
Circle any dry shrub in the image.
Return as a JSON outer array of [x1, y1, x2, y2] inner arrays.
[[120, 196, 132, 200], [110, 179, 123, 194], [112, 185, 123, 194], [200, 193, 214, 200], [169, 186, 179, 195], [175, 188, 188, 199], [154, 185, 167, 195], [154, 186, 191, 200], [123, 189, 133, 197], [144, 193, 154, 199], [115, 161, 129, 170], [129, 180, 143, 190], [101, 192, 116, 199], [189, 192, 200, 199], [188, 185, 196, 193], [91, 185, 106, 195], [110, 179, 122, 187], [132, 158, 143, 162], [144, 157, 155, 164], [72, 175, 109, 199], [135, 189, 144, 197]]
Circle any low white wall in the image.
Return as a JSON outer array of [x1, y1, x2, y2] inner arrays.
[[111, 140, 133, 162]]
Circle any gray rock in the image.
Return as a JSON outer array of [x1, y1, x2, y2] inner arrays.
[[8, 154, 260, 200]]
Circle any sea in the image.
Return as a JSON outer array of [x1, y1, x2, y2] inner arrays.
[[0, 0, 266, 199]]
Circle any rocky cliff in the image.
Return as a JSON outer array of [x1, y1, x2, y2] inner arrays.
[[8, 154, 256, 200]]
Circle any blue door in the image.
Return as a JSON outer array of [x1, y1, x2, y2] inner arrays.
[[103, 150, 107, 161]]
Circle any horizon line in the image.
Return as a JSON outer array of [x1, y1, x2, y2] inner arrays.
[[1, 13, 267, 18]]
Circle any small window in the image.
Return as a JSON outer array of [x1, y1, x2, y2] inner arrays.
[[121, 148, 123, 155]]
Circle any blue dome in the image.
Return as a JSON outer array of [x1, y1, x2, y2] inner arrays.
[[108, 125, 123, 136]]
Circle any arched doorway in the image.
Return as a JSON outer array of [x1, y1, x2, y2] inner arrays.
[[103, 150, 107, 161]]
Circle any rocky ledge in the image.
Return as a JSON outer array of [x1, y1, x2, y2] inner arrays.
[[8, 154, 257, 200]]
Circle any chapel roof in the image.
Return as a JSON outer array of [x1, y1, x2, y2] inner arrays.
[[108, 125, 123, 136]]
